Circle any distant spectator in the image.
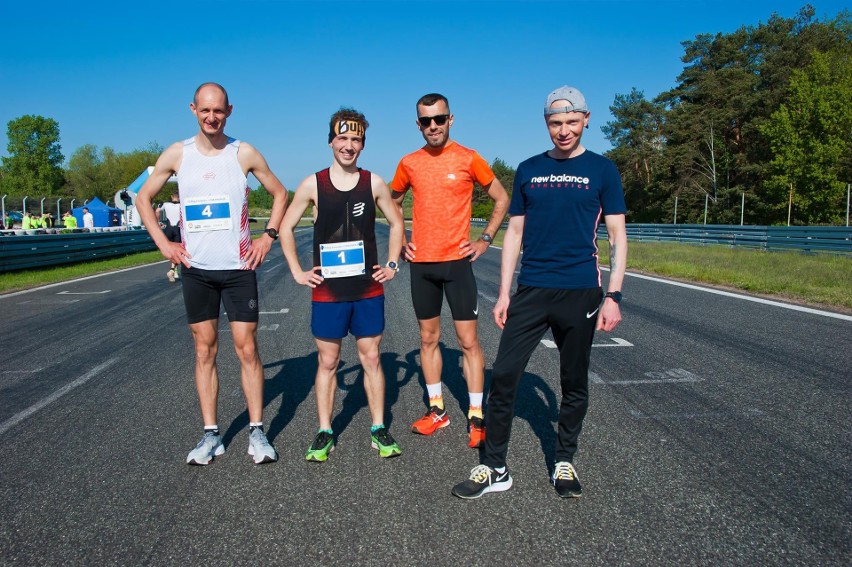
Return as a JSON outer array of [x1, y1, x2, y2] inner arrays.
[[22, 212, 33, 230], [156, 193, 182, 282], [42, 212, 53, 228], [63, 211, 78, 229], [83, 207, 94, 230], [111, 212, 120, 226]]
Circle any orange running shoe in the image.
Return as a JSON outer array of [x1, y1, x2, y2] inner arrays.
[[411, 406, 449, 435], [468, 416, 485, 448]]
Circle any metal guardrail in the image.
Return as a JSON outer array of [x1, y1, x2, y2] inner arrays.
[[0, 228, 157, 273], [595, 224, 852, 255]]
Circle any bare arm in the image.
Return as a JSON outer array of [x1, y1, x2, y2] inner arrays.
[[597, 213, 627, 332], [373, 174, 404, 283], [280, 176, 323, 288], [493, 214, 524, 330], [460, 177, 510, 262], [238, 142, 289, 269], [391, 188, 415, 261], [136, 142, 190, 267]]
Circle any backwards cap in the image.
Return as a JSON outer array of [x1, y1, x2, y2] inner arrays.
[[544, 86, 589, 115]]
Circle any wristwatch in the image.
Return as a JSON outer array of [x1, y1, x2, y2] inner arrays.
[[480, 233, 493, 244], [264, 228, 279, 240], [385, 261, 399, 272], [604, 291, 622, 303]]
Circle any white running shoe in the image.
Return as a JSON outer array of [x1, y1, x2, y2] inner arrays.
[[248, 428, 278, 464], [167, 269, 176, 283], [186, 431, 224, 465]]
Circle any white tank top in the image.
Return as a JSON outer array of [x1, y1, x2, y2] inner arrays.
[[177, 137, 251, 270]]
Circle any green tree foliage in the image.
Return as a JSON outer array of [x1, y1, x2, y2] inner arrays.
[[0, 115, 64, 198], [605, 5, 850, 225], [472, 157, 515, 219], [63, 143, 163, 203], [761, 48, 852, 224]]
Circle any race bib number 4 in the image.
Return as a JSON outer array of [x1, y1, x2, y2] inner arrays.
[[184, 195, 232, 233], [320, 240, 366, 278]]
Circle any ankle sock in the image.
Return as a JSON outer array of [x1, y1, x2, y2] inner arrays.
[[426, 382, 444, 410]]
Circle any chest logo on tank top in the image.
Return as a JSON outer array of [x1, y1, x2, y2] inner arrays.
[[352, 202, 366, 217], [203, 172, 216, 180]]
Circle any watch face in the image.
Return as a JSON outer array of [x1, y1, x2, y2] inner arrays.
[[481, 234, 492, 243], [387, 261, 398, 270]]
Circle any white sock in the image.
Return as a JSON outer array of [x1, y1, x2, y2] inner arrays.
[[426, 382, 443, 400]]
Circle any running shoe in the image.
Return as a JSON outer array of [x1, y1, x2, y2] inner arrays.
[[411, 405, 449, 435], [451, 464, 513, 499], [247, 428, 278, 464], [186, 431, 224, 465], [370, 426, 402, 458], [173, 266, 180, 280], [552, 461, 582, 498], [468, 416, 485, 448], [305, 431, 335, 462], [167, 269, 176, 283]]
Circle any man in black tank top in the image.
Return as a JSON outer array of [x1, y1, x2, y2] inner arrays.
[[280, 108, 406, 461]]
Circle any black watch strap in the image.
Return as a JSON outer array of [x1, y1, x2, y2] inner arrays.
[[604, 291, 622, 303], [264, 228, 279, 240]]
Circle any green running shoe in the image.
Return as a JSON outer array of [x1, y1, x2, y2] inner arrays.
[[370, 426, 402, 458], [305, 430, 334, 462]]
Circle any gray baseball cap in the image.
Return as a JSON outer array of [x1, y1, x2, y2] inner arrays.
[[544, 86, 589, 115]]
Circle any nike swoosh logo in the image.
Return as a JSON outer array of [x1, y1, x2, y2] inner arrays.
[[495, 472, 509, 482], [586, 307, 600, 319]]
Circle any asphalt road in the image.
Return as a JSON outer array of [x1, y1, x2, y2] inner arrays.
[[1, 225, 849, 566]]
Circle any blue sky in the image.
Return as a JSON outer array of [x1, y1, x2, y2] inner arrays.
[[1, 0, 847, 192]]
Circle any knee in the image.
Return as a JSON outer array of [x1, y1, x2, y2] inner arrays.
[[420, 329, 440, 350], [233, 340, 259, 364], [358, 349, 381, 371], [317, 351, 340, 373]]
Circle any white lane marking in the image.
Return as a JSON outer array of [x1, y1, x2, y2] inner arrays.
[[0, 358, 119, 436], [0, 263, 160, 299], [588, 371, 604, 384], [604, 268, 852, 322], [259, 308, 289, 314], [591, 368, 701, 385], [478, 291, 497, 304], [57, 290, 111, 295], [630, 408, 764, 420], [541, 338, 633, 349], [17, 299, 81, 305], [2, 368, 46, 374], [220, 324, 279, 333]]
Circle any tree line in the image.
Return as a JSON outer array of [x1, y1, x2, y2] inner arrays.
[[3, 5, 848, 225]]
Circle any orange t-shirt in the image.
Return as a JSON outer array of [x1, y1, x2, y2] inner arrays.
[[390, 141, 495, 262]]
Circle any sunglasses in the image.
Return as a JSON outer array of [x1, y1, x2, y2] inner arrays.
[[418, 114, 450, 128]]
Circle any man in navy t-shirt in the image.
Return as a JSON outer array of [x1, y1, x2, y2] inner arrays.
[[453, 86, 628, 499]]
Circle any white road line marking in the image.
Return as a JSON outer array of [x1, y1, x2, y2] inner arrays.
[[259, 308, 289, 314], [2, 368, 46, 374], [478, 291, 497, 303], [605, 268, 852, 322], [541, 338, 633, 349], [0, 358, 119, 436], [17, 299, 81, 304], [57, 290, 111, 295], [0, 263, 160, 299], [588, 371, 604, 384]]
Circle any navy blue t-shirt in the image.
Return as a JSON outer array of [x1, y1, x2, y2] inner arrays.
[[509, 150, 626, 289]]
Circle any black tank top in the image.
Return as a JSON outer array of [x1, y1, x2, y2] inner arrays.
[[312, 168, 383, 302]]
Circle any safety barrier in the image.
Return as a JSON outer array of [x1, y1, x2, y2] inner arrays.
[[594, 224, 852, 255], [0, 228, 157, 273]]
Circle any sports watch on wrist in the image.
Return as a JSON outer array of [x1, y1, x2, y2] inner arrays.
[[480, 233, 493, 244], [264, 228, 279, 240], [604, 291, 622, 303], [385, 261, 399, 272]]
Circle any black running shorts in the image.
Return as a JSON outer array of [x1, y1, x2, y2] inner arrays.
[[409, 259, 478, 321], [181, 267, 259, 324]]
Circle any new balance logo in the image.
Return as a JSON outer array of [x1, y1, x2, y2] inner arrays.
[[352, 202, 365, 217]]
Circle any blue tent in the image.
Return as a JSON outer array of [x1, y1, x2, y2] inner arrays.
[[72, 197, 122, 228]]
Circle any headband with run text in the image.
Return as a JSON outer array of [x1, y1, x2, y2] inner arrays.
[[329, 119, 366, 143]]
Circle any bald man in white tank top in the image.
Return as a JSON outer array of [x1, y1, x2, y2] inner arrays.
[[137, 82, 289, 466]]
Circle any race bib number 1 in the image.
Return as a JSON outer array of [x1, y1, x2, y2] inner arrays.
[[320, 240, 366, 278], [184, 195, 232, 233]]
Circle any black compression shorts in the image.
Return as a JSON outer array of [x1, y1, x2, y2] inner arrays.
[[409, 259, 478, 321], [181, 267, 259, 324]]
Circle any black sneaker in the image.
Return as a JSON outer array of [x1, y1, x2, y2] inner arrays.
[[451, 464, 513, 499], [552, 461, 582, 498]]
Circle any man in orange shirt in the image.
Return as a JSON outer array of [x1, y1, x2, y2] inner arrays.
[[390, 93, 509, 448]]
